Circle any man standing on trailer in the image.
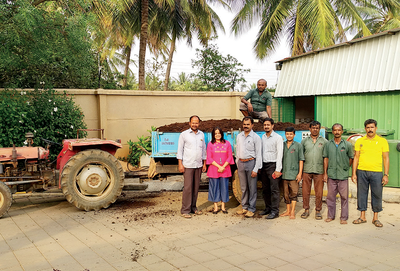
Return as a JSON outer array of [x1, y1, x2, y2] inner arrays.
[[352, 119, 389, 227], [177, 115, 207, 218], [236, 116, 263, 218]]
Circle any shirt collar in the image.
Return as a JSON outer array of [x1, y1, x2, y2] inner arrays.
[[330, 138, 344, 144]]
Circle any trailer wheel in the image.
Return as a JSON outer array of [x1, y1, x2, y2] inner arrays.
[[0, 182, 12, 218], [232, 170, 242, 203], [61, 149, 124, 211]]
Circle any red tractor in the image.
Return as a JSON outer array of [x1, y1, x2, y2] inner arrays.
[[0, 130, 124, 218]]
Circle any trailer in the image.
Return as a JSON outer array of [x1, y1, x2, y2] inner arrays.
[[150, 128, 325, 202]]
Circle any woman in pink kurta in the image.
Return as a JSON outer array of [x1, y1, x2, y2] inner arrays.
[[206, 127, 235, 214]]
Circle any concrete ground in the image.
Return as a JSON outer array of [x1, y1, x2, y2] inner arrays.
[[1, 190, 400, 271]]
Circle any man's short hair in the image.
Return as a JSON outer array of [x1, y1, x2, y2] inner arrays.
[[189, 115, 201, 122], [309, 120, 321, 128], [264, 117, 274, 125], [242, 116, 254, 124], [332, 123, 343, 130], [364, 119, 377, 127], [285, 127, 295, 134]]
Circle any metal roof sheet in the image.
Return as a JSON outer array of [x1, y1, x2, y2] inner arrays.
[[275, 28, 400, 97]]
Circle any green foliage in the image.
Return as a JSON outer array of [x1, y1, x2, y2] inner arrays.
[[168, 74, 208, 91], [0, 88, 87, 160], [0, 0, 123, 89], [127, 127, 156, 166], [144, 57, 166, 91], [191, 44, 250, 91]]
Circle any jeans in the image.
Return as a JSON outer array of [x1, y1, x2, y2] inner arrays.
[[356, 170, 383, 213], [208, 178, 229, 203]]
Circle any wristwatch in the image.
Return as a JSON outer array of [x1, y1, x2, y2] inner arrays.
[[384, 174, 389, 177]]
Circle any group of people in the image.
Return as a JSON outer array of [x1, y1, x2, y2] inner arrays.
[[177, 79, 389, 227]]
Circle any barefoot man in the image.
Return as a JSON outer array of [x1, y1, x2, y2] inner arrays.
[[281, 127, 304, 219]]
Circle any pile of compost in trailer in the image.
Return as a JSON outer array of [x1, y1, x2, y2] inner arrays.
[[156, 119, 310, 133]]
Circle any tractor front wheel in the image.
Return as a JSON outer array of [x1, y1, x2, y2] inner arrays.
[[61, 149, 124, 211], [0, 182, 12, 218]]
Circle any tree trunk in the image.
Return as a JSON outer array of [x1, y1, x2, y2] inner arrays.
[[122, 44, 132, 88], [163, 35, 176, 91], [138, 0, 149, 90]]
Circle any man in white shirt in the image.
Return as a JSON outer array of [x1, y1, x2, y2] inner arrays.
[[236, 116, 263, 218], [177, 115, 207, 218], [260, 118, 283, 219]]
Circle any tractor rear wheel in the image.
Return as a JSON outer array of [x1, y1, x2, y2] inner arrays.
[[0, 182, 12, 218], [232, 170, 242, 203], [61, 149, 124, 211]]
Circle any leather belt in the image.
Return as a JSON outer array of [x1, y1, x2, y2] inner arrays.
[[239, 157, 255, 162]]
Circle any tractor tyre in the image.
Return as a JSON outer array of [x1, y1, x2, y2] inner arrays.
[[232, 170, 242, 203], [0, 182, 12, 218], [61, 149, 124, 211]]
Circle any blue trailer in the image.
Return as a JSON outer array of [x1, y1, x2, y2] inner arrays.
[[152, 129, 325, 158], [151, 128, 325, 201]]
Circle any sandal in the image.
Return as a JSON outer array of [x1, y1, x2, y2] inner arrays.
[[372, 220, 383, 227], [352, 218, 367, 224], [212, 209, 220, 214], [194, 210, 203, 215], [301, 211, 309, 219], [315, 212, 323, 220], [181, 213, 191, 219], [222, 210, 228, 214]]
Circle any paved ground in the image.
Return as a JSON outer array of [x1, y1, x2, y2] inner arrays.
[[1, 191, 400, 271]]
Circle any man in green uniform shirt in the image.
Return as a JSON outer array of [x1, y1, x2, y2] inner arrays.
[[281, 127, 304, 219], [301, 121, 328, 220], [323, 123, 353, 224], [240, 79, 272, 123]]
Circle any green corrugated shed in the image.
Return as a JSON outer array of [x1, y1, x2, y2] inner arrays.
[[316, 91, 400, 140], [272, 97, 295, 123]]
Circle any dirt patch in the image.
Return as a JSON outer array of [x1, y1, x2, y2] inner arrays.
[[156, 119, 310, 132]]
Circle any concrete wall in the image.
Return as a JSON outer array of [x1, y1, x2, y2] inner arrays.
[[64, 89, 245, 158]]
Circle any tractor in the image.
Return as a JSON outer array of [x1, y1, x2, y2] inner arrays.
[[0, 130, 124, 218]]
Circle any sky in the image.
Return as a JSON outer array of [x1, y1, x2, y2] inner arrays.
[[129, 4, 292, 90]]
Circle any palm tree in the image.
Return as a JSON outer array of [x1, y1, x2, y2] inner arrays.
[[351, 0, 400, 37], [231, 0, 373, 59], [154, 0, 226, 91]]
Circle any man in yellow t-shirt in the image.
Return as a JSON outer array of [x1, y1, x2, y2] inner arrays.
[[352, 119, 389, 227]]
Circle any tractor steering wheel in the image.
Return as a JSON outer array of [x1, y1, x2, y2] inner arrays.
[[41, 138, 61, 146]]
